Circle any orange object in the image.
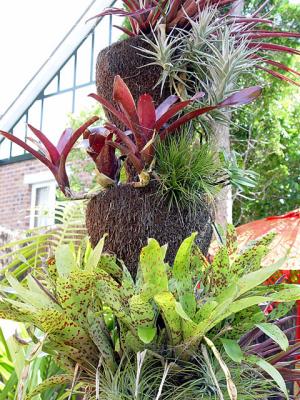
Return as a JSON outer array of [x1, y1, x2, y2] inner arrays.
[[237, 209, 300, 270], [237, 209, 300, 340]]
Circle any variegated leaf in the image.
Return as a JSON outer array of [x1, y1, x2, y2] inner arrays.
[[56, 271, 96, 328], [87, 309, 116, 371], [154, 292, 182, 346], [140, 239, 168, 300], [173, 233, 197, 318]]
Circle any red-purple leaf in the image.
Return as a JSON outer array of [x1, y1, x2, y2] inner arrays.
[[0, 130, 53, 169], [56, 164, 70, 195], [96, 144, 118, 181], [245, 31, 300, 39], [89, 93, 130, 127], [219, 86, 262, 107], [107, 141, 144, 173], [105, 122, 138, 154], [160, 86, 261, 139], [168, 0, 198, 27], [86, 6, 155, 22], [248, 42, 300, 56], [57, 128, 73, 155], [60, 116, 99, 160], [229, 17, 273, 25], [155, 92, 205, 131], [27, 137, 50, 160], [89, 132, 106, 154], [113, 76, 146, 150], [251, 55, 300, 78], [160, 105, 216, 139], [166, 0, 182, 23], [28, 124, 60, 164], [137, 94, 156, 139], [113, 24, 136, 37], [113, 76, 139, 125], [256, 66, 300, 86], [147, 0, 169, 28], [155, 95, 179, 120], [240, 29, 300, 37], [123, 0, 140, 12]]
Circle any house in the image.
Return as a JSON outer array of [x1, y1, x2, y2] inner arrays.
[[0, 0, 120, 231]]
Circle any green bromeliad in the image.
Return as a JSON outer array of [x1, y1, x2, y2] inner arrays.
[[0, 226, 299, 399]]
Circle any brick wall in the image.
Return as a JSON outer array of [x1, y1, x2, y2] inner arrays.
[[0, 158, 94, 231], [0, 159, 49, 230]]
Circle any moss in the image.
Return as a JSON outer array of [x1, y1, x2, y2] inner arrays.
[[96, 35, 170, 128], [86, 181, 213, 278]]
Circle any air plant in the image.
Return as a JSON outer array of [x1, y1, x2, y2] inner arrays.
[[88, 75, 262, 187], [114, 2, 300, 90], [0, 117, 98, 196]]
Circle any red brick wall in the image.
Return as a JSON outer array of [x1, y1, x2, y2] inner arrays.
[[0, 158, 94, 231], [0, 159, 49, 230]]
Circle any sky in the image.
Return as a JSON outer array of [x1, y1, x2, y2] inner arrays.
[[0, 0, 96, 116]]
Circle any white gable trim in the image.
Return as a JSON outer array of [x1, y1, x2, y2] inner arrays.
[[0, 0, 114, 132]]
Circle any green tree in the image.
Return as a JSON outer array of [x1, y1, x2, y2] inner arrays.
[[232, 0, 300, 224]]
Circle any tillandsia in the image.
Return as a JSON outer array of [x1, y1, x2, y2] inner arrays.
[[138, 14, 300, 104], [88, 75, 262, 187], [91, 1, 300, 88], [1, 224, 300, 398]]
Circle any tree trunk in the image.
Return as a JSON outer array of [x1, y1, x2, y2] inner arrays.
[[213, 121, 233, 227], [213, 0, 243, 228]]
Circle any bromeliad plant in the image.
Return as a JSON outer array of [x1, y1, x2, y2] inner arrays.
[[0, 117, 98, 197], [88, 0, 238, 36], [0, 76, 261, 193], [1, 224, 300, 398], [86, 75, 261, 187]]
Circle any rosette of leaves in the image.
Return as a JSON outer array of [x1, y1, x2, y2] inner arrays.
[[1, 225, 300, 398], [131, 5, 300, 98], [86, 75, 261, 187]]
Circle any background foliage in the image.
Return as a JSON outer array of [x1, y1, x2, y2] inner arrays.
[[232, 0, 300, 224]]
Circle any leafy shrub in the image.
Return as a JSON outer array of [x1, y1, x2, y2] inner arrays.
[[0, 224, 299, 398]]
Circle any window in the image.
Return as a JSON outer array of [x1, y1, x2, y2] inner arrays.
[[24, 172, 56, 228], [31, 184, 53, 227]]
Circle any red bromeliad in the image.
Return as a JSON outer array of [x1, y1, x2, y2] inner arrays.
[[87, 75, 262, 186], [0, 75, 261, 193], [0, 117, 98, 196], [88, 0, 238, 35], [89, 1, 300, 86], [83, 126, 120, 186]]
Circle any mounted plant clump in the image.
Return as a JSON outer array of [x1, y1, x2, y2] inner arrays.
[[85, 76, 261, 274], [1, 1, 299, 275], [0, 2, 299, 397], [1, 225, 300, 398], [0, 76, 262, 276]]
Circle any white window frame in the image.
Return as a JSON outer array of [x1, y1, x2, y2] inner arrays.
[[24, 172, 56, 228]]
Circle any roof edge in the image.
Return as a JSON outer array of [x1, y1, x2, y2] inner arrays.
[[0, 0, 113, 132]]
